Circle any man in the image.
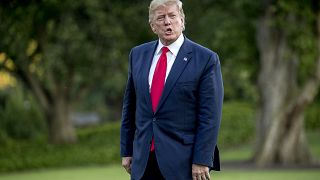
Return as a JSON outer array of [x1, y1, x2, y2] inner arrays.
[[120, 0, 223, 179]]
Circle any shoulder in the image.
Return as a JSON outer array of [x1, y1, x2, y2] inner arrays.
[[185, 38, 219, 64], [131, 40, 158, 53], [128, 40, 157, 66]]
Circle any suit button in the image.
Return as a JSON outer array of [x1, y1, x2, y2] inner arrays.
[[153, 118, 156, 122]]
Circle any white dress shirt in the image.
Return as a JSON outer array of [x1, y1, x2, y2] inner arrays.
[[148, 34, 184, 90]]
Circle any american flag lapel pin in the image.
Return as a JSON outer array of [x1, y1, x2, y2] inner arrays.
[[183, 57, 188, 61]]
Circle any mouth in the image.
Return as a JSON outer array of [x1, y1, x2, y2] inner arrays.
[[165, 28, 172, 35]]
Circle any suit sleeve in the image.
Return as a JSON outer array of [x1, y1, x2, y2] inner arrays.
[[192, 53, 223, 168], [120, 49, 136, 157]]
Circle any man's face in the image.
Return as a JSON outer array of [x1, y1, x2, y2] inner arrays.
[[150, 4, 184, 45]]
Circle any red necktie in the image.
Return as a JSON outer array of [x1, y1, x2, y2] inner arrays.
[[150, 46, 169, 151]]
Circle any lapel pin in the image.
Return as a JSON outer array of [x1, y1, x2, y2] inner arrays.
[[183, 57, 188, 61]]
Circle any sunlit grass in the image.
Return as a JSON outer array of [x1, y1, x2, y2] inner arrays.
[[0, 165, 319, 180], [0, 165, 127, 180]]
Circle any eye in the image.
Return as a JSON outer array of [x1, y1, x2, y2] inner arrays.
[[156, 16, 165, 21], [169, 15, 176, 19]]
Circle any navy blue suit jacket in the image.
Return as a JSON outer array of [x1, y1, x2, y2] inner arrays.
[[120, 37, 223, 180]]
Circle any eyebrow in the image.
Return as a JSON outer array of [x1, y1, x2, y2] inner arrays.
[[156, 11, 177, 17]]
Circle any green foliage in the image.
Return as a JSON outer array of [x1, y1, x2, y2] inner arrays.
[[0, 101, 256, 173], [0, 87, 45, 141], [0, 131, 10, 145], [270, 0, 318, 84], [0, 0, 319, 172], [0, 0, 262, 104], [0, 0, 141, 121], [0, 0, 263, 125], [305, 103, 320, 130], [307, 131, 320, 158], [0, 102, 319, 173], [0, 122, 120, 173], [218, 101, 255, 148], [184, 0, 259, 101]]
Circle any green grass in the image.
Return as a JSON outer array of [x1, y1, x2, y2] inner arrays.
[[0, 165, 319, 180], [215, 170, 320, 180], [0, 165, 128, 180]]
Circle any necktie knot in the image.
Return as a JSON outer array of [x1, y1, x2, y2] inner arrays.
[[161, 46, 169, 54]]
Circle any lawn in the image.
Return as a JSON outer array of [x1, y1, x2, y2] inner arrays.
[[0, 165, 319, 180]]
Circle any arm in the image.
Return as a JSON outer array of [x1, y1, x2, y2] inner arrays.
[[192, 53, 224, 168], [120, 50, 136, 162]]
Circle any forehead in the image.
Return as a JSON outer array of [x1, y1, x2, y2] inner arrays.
[[153, 4, 179, 15]]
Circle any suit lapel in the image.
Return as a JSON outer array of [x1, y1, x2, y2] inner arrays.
[[155, 38, 193, 113], [142, 41, 158, 113]]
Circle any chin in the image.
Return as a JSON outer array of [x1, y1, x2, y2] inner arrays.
[[164, 36, 177, 41], [163, 40, 174, 45]]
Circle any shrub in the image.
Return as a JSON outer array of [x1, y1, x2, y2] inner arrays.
[[305, 103, 320, 130], [0, 86, 45, 140], [0, 122, 120, 173], [0, 131, 9, 145], [218, 101, 255, 148], [0, 101, 256, 173], [0, 101, 256, 172]]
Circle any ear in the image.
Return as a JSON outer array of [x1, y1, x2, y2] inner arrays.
[[150, 23, 156, 34]]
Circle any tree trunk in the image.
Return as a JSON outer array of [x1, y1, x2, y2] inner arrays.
[[47, 93, 77, 144], [253, 2, 320, 166], [17, 67, 78, 144]]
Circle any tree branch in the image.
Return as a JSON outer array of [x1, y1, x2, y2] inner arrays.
[[16, 67, 51, 111], [5, 51, 54, 114]]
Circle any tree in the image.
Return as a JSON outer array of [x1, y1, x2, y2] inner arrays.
[[184, 0, 319, 166], [184, 0, 259, 101], [254, 0, 320, 165], [0, 0, 132, 143]]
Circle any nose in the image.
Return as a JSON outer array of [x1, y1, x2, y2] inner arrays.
[[164, 16, 171, 25]]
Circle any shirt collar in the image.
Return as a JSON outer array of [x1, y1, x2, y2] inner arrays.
[[155, 33, 184, 56]]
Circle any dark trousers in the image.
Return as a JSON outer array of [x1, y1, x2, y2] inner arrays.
[[140, 152, 165, 180]]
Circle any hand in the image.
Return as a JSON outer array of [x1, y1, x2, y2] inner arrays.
[[192, 164, 210, 180], [122, 157, 132, 174]]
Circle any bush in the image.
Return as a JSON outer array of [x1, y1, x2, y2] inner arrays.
[[218, 101, 255, 148], [0, 86, 45, 141], [305, 103, 320, 130], [0, 122, 120, 173], [1, 99, 318, 173], [0, 131, 10, 145], [0, 101, 256, 173], [218, 101, 320, 148]]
